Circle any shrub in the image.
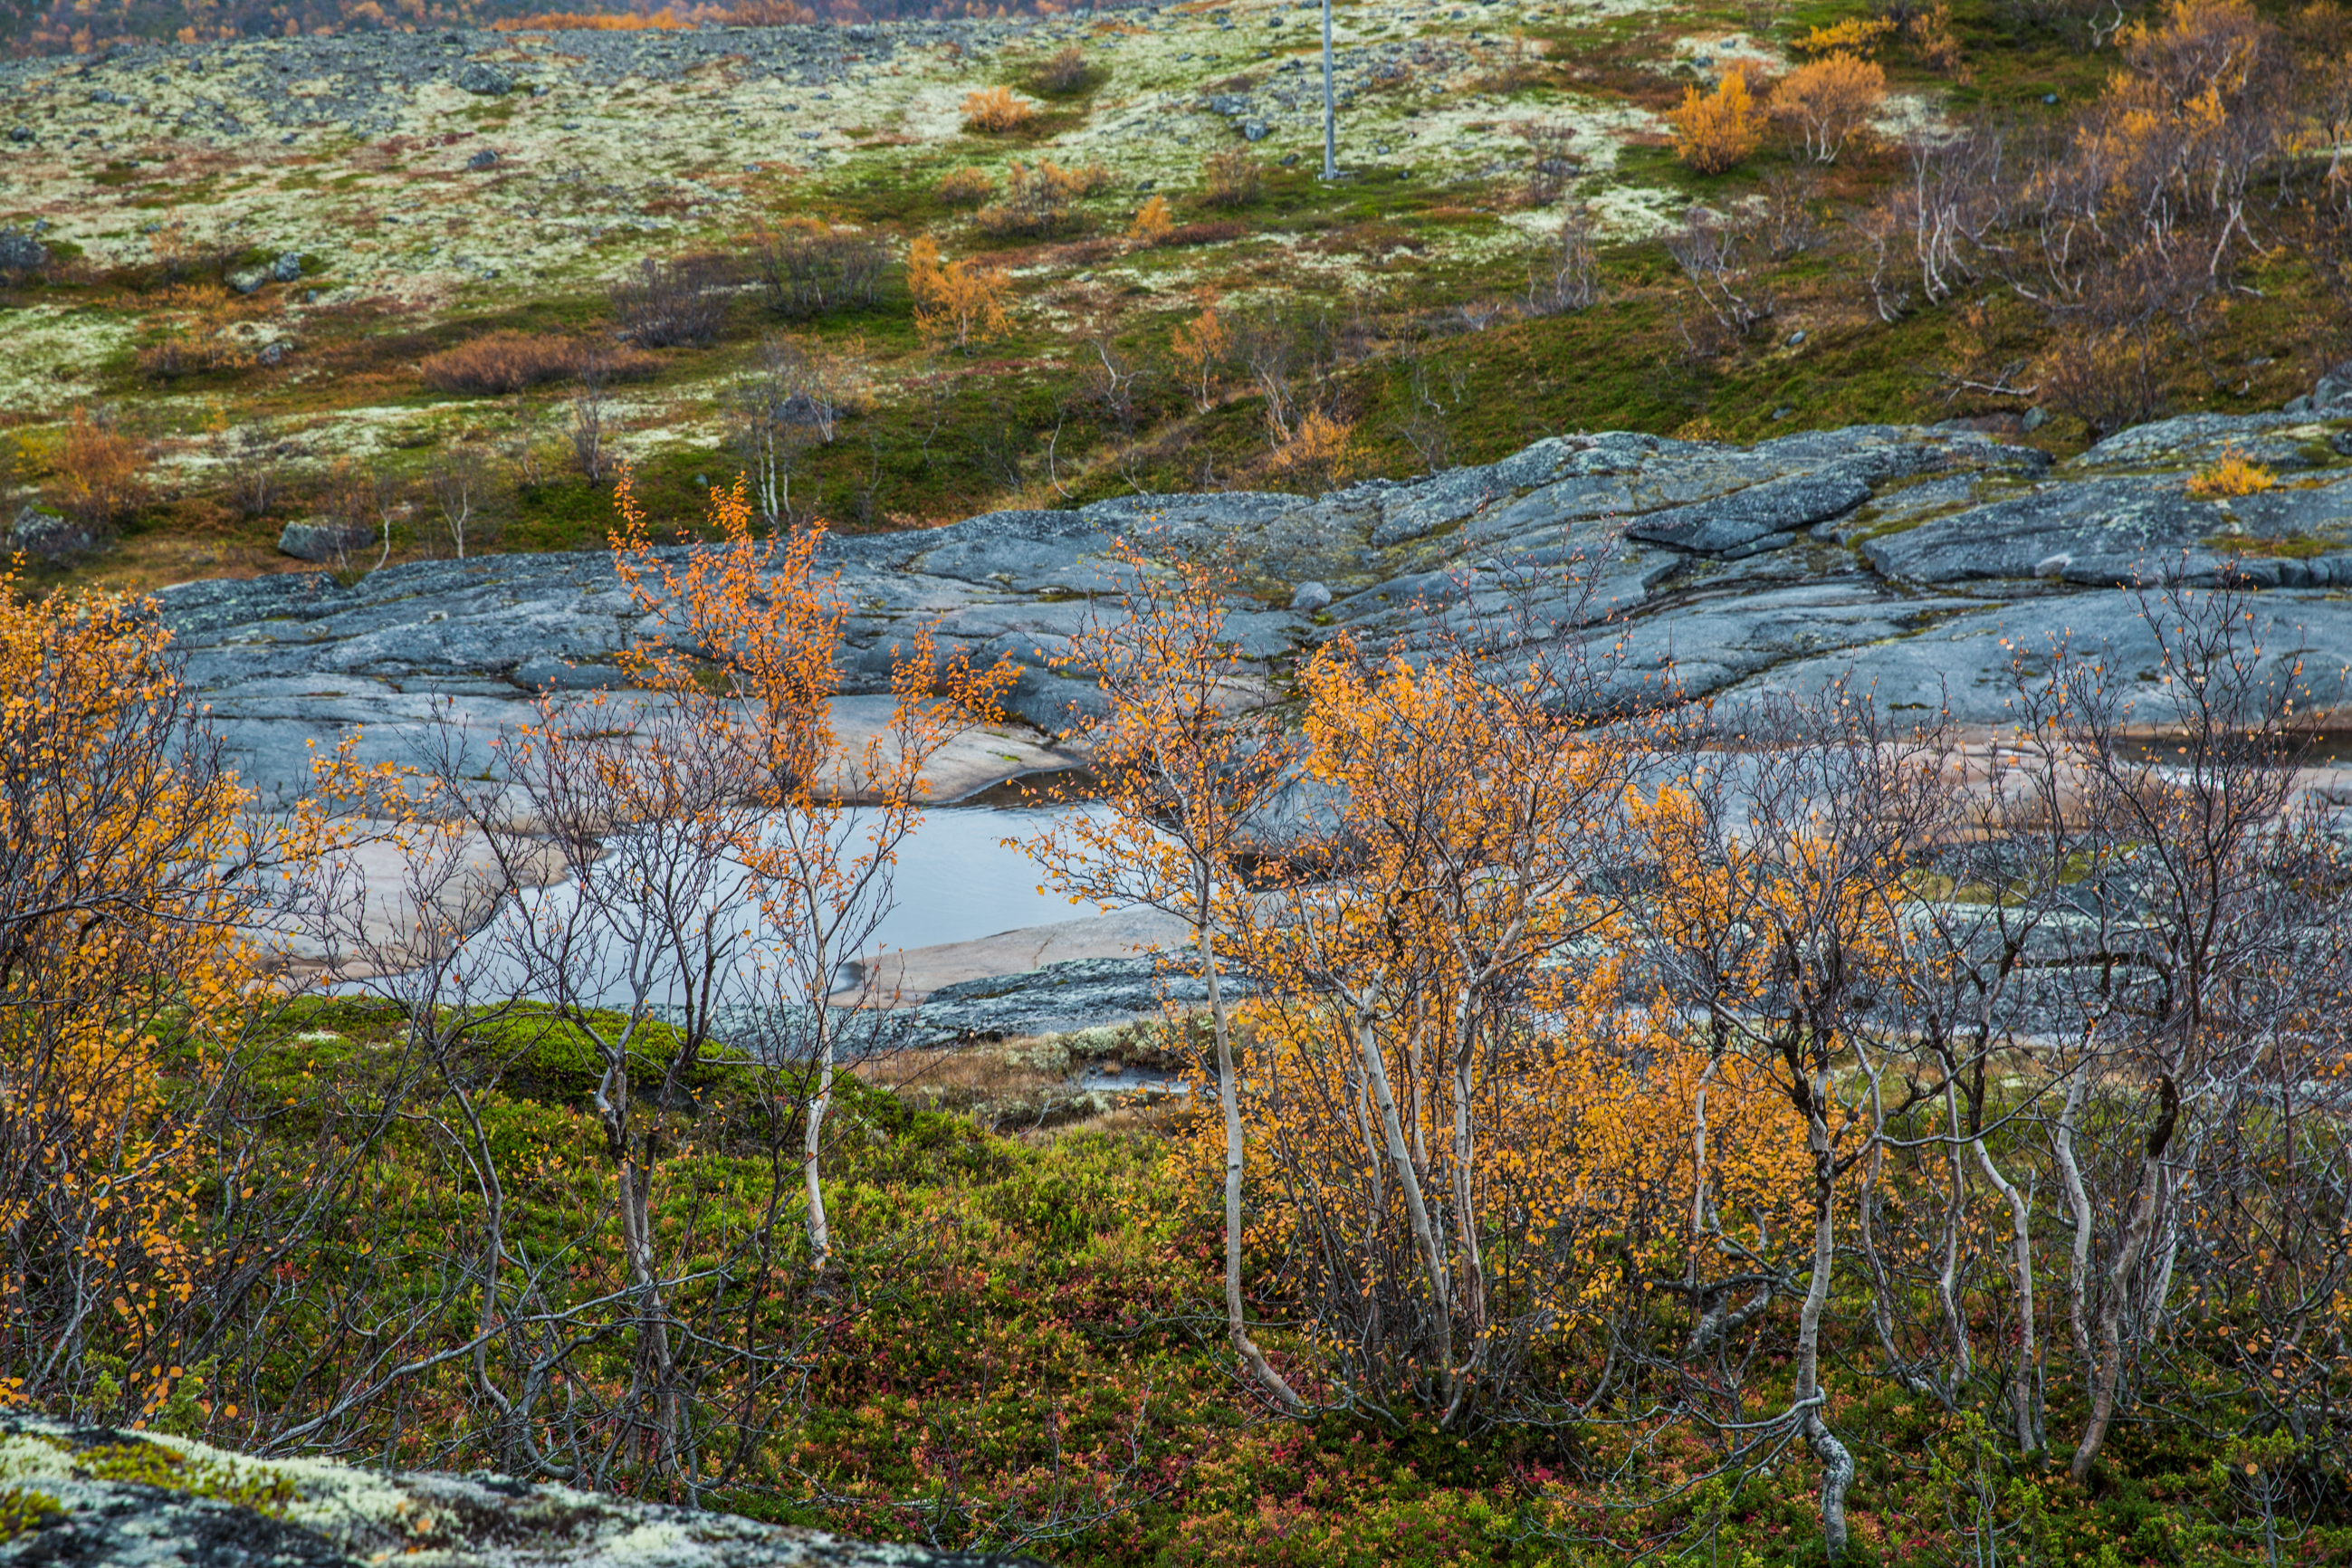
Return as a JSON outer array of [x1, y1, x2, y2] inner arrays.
[[961, 85, 1037, 133], [1514, 119, 1582, 204], [608, 254, 726, 348], [135, 283, 260, 380], [908, 234, 1010, 353], [1126, 193, 1175, 246], [1164, 219, 1249, 246], [750, 220, 887, 320], [1269, 407, 1355, 487], [1037, 45, 1091, 95], [1770, 52, 1886, 163], [2040, 322, 2167, 437], [1907, 2, 1967, 75], [976, 158, 1109, 236], [418, 332, 659, 395], [1171, 303, 1229, 412], [44, 406, 145, 536], [2188, 447, 2276, 497], [1524, 204, 1600, 315], [1794, 15, 1895, 55], [1201, 147, 1262, 208], [1668, 68, 1764, 174], [934, 166, 996, 206]]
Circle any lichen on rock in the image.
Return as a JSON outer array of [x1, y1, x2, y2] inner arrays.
[[0, 1414, 1035, 1566]]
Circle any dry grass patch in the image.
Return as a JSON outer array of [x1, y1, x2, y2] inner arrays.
[[961, 85, 1038, 134], [419, 332, 660, 396], [935, 166, 996, 206]]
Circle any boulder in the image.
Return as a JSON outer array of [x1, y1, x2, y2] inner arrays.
[[8, 503, 95, 560], [0, 227, 49, 272], [2315, 359, 2352, 413], [0, 1414, 1035, 1568], [455, 62, 513, 95], [277, 518, 372, 563], [228, 266, 269, 294], [1289, 579, 1333, 612], [271, 250, 304, 282]]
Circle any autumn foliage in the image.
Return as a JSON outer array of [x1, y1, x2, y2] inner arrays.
[[1124, 192, 1175, 246], [0, 578, 282, 1420], [1771, 52, 1886, 163], [2187, 445, 2276, 496], [1668, 67, 1764, 174], [42, 406, 146, 535], [906, 234, 1009, 353], [418, 331, 658, 395], [959, 84, 1037, 133]]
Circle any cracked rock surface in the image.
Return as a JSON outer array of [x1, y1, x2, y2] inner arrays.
[[158, 409, 2352, 807]]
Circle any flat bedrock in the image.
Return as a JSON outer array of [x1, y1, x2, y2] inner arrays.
[[157, 408, 2352, 804]]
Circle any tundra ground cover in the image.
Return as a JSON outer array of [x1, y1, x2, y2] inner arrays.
[[6, 497, 2352, 1563], [3, 1, 2348, 598]]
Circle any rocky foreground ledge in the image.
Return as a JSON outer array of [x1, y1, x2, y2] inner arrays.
[[153, 404, 2352, 807], [0, 1415, 1029, 1567]]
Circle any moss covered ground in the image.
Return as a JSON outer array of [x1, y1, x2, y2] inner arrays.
[[3, 0, 2345, 597], [72, 995, 2334, 1566]]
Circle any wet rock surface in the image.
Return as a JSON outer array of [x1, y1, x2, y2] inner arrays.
[[0, 1414, 1033, 1567], [159, 409, 2352, 808]]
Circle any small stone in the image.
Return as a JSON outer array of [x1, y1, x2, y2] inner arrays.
[[1771, 406, 1793, 420], [2042, 92, 2060, 106], [271, 251, 303, 282], [227, 266, 268, 294], [2022, 406, 2049, 432], [1242, 119, 1269, 141], [1289, 579, 1334, 613], [1786, 330, 1806, 346], [466, 148, 499, 169], [6, 125, 31, 143], [277, 519, 373, 563], [1280, 151, 1299, 167], [2033, 553, 2072, 578]]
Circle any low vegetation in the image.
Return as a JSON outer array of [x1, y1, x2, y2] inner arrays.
[[5, 483, 2351, 1560], [5, 0, 2350, 593], [417, 330, 659, 395]]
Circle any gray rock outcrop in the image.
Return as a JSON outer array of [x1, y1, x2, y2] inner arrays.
[[0, 1415, 1031, 1567], [0, 227, 47, 272], [158, 409, 2352, 808], [8, 503, 92, 560]]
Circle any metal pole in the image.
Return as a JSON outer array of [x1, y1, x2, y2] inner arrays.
[[1321, 0, 1337, 180]]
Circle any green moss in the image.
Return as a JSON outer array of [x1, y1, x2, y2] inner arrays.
[[71, 1441, 292, 1514], [0, 1487, 64, 1544], [2203, 532, 2334, 559]]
